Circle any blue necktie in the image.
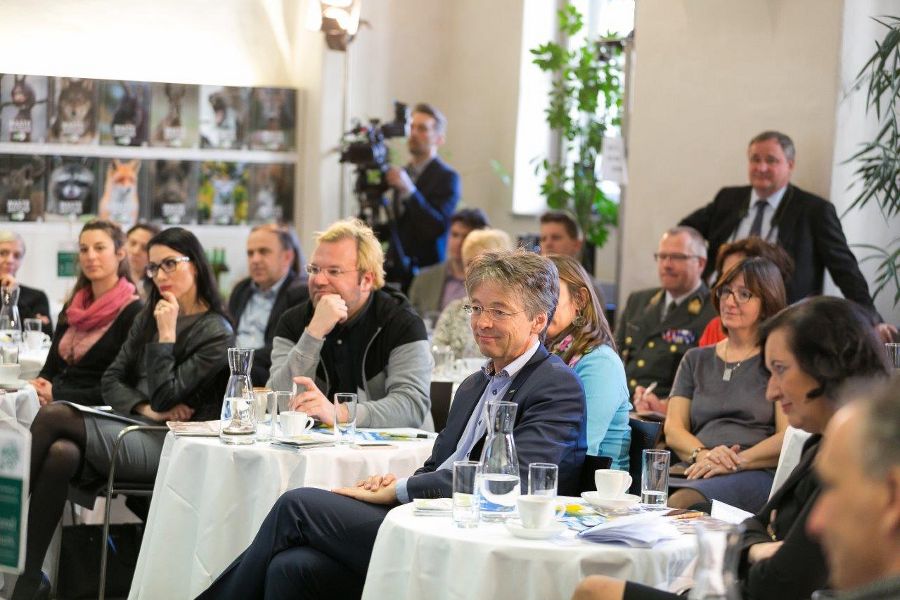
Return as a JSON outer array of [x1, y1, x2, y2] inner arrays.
[[749, 199, 768, 238]]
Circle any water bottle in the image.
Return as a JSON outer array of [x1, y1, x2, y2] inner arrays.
[[478, 400, 520, 522], [219, 347, 257, 445]]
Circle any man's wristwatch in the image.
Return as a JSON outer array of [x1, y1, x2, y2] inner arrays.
[[690, 446, 707, 464]]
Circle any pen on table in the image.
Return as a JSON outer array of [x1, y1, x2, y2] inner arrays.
[[380, 433, 431, 440]]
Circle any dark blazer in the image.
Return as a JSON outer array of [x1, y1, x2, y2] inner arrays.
[[680, 184, 876, 312], [19, 284, 53, 336], [396, 157, 461, 271], [740, 435, 827, 599], [39, 300, 142, 406], [405, 345, 587, 499], [228, 271, 308, 385], [614, 285, 716, 398]]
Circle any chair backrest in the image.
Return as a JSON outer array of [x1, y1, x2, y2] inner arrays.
[[430, 381, 453, 433], [578, 454, 612, 493], [627, 417, 663, 495]]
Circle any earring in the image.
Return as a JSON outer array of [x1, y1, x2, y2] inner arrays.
[[572, 310, 586, 328]]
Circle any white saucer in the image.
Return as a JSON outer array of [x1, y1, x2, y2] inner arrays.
[[505, 521, 566, 540], [580, 492, 641, 510], [0, 379, 28, 391]]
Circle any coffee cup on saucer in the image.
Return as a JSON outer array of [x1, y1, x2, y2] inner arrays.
[[594, 469, 632, 497], [0, 363, 21, 385], [516, 495, 556, 529], [280, 411, 315, 437]]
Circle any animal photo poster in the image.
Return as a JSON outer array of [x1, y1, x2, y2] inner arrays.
[[247, 88, 296, 151], [46, 156, 99, 219], [99, 80, 151, 147], [0, 155, 46, 221], [197, 161, 248, 225], [48, 78, 98, 144], [247, 163, 294, 224], [0, 74, 49, 143], [150, 159, 197, 224], [149, 82, 199, 148], [98, 158, 148, 225], [199, 86, 248, 150]]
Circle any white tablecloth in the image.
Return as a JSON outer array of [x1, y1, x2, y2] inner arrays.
[[129, 433, 435, 600], [0, 385, 39, 428], [362, 504, 697, 600]]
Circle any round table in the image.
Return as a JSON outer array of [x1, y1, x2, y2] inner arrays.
[[129, 432, 435, 600], [362, 504, 697, 600]]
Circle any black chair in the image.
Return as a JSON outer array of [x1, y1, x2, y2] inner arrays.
[[627, 417, 663, 495], [97, 425, 168, 600], [429, 381, 453, 433], [578, 454, 612, 493]]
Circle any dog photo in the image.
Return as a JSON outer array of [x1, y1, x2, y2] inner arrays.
[[150, 159, 197, 224], [150, 82, 199, 148], [0, 155, 46, 221], [49, 77, 98, 144], [199, 85, 248, 150], [100, 80, 151, 146], [0, 74, 49, 143], [197, 161, 248, 225], [247, 87, 296, 151], [46, 156, 100, 219]]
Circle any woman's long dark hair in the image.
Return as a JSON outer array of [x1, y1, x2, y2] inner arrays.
[[141, 227, 229, 340]]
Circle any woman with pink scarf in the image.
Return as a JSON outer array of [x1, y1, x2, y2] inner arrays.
[[30, 220, 141, 406]]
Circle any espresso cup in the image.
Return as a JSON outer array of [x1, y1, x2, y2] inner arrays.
[[280, 411, 315, 437], [594, 469, 632, 497], [0, 363, 21, 384], [516, 495, 556, 529]]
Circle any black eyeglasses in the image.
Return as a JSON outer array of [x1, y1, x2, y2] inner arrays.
[[462, 304, 524, 321], [146, 256, 191, 278], [716, 285, 754, 304]]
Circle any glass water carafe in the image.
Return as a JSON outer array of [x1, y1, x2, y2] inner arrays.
[[478, 400, 519, 522], [219, 347, 257, 445], [0, 285, 21, 364], [688, 521, 744, 600]]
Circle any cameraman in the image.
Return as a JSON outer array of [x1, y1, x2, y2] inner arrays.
[[385, 103, 461, 286]]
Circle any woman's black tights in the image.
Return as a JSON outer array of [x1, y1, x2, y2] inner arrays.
[[12, 403, 87, 598]]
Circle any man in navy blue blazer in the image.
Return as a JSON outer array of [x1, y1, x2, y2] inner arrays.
[[196, 250, 586, 600], [385, 103, 461, 284]]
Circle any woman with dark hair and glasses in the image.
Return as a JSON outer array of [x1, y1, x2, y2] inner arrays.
[[664, 257, 788, 513], [571, 296, 890, 600], [30, 220, 141, 406], [13, 227, 234, 600]]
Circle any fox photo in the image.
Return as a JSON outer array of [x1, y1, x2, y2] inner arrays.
[[99, 80, 151, 147], [199, 85, 248, 150], [98, 158, 148, 225], [149, 82, 200, 148], [48, 77, 99, 145], [46, 156, 100, 220], [150, 159, 198, 225], [198, 161, 248, 225], [247, 87, 296, 151], [247, 163, 294, 224], [0, 74, 49, 143], [0, 155, 46, 221]]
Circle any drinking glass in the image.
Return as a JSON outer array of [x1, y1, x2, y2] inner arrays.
[[334, 393, 358, 443], [886, 343, 900, 372], [253, 389, 276, 440], [641, 449, 670, 508], [452, 460, 481, 528], [528, 463, 558, 496], [432, 345, 454, 378], [273, 391, 294, 437]]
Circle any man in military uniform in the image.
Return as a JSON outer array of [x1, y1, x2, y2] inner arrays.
[[614, 226, 716, 414]]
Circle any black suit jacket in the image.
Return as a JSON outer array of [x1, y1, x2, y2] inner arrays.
[[405, 345, 587, 499], [19, 284, 53, 336], [396, 157, 461, 271], [680, 184, 876, 312], [228, 271, 309, 385]]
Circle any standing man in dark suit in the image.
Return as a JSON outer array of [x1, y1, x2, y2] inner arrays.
[[0, 231, 52, 336], [615, 227, 716, 414], [679, 130, 894, 340], [386, 103, 461, 288], [228, 224, 308, 385], [196, 249, 587, 600]]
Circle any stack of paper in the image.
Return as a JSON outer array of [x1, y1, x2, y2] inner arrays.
[[577, 513, 681, 547]]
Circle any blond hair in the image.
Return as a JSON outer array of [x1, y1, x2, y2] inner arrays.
[[315, 218, 385, 289], [461, 229, 513, 264]]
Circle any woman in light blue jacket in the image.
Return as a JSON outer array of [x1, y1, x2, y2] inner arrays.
[[546, 255, 630, 470]]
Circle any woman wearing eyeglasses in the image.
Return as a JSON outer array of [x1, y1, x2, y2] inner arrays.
[[13, 228, 234, 600], [30, 220, 142, 407], [664, 256, 788, 513]]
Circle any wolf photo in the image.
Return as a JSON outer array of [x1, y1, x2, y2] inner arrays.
[[46, 156, 99, 219], [199, 85, 248, 150], [98, 158, 147, 225], [100, 80, 151, 147], [150, 82, 199, 148], [0, 74, 49, 143], [49, 78, 98, 145], [151, 160, 197, 224], [0, 155, 46, 221], [247, 87, 296, 151], [198, 161, 248, 225]]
